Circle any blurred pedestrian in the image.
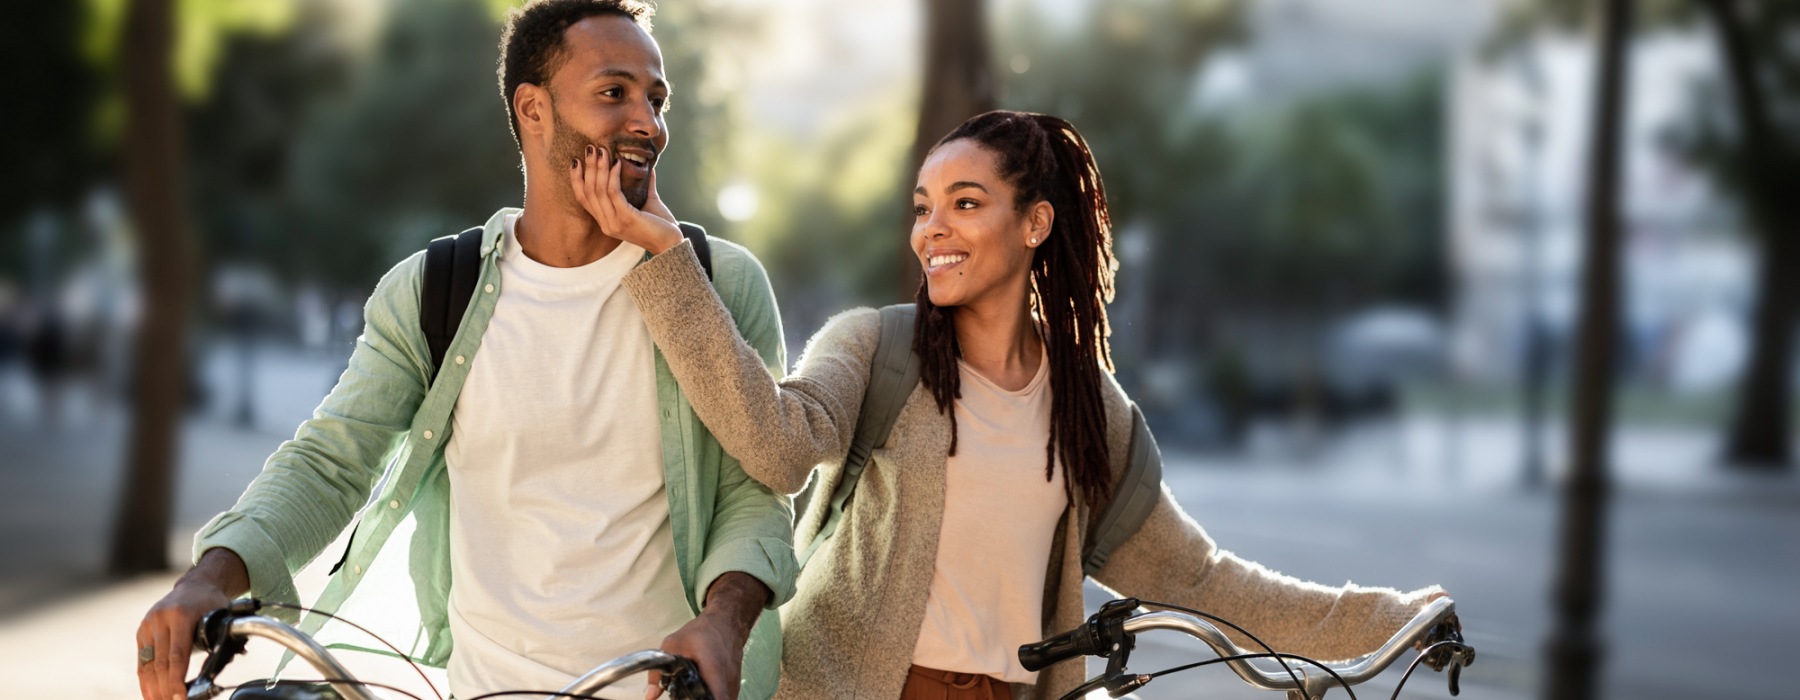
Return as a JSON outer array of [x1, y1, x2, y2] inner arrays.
[[0, 282, 20, 416], [23, 299, 69, 429]]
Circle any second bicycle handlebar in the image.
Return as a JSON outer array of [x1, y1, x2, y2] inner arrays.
[[1021, 597, 1469, 699]]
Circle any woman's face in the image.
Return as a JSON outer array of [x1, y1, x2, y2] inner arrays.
[[911, 139, 1052, 309]]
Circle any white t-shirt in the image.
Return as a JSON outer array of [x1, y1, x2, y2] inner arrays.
[[444, 214, 691, 700], [911, 355, 1068, 683]]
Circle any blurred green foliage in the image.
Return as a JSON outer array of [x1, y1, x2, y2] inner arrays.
[[7, 0, 1455, 359], [80, 0, 297, 148], [743, 89, 920, 326], [1217, 73, 1447, 311], [0, 2, 102, 281], [191, 0, 753, 299], [277, 0, 519, 292], [1667, 2, 1800, 211], [994, 0, 1444, 366]]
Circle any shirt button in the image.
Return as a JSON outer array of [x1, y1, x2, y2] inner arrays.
[[484, 284, 495, 294], [422, 430, 434, 440], [454, 355, 465, 365], [388, 499, 400, 509], [352, 565, 363, 575]]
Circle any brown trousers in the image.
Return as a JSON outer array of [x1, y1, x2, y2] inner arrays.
[[898, 664, 1009, 700]]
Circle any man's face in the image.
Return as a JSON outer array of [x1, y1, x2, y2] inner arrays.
[[542, 15, 670, 209]]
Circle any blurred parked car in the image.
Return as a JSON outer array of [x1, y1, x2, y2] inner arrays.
[[1245, 307, 1447, 425]]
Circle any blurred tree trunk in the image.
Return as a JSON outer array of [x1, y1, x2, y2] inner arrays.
[[902, 0, 995, 299], [1703, 0, 1797, 470], [109, 0, 195, 576], [1545, 1, 1631, 698]]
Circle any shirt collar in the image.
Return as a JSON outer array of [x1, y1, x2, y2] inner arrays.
[[479, 207, 519, 260]]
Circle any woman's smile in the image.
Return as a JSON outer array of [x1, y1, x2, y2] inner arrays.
[[925, 249, 970, 276]]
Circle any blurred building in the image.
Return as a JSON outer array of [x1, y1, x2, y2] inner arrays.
[[1448, 31, 1750, 391], [1199, 0, 1501, 108], [740, 0, 915, 139]]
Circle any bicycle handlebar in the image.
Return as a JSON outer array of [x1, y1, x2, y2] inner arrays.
[[185, 602, 713, 700], [561, 650, 707, 699], [1022, 597, 1473, 700], [186, 614, 381, 700]]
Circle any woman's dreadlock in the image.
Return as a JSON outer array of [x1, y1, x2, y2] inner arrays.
[[913, 111, 1119, 512]]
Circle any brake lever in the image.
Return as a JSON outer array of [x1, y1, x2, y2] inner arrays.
[[1100, 628, 1147, 699], [186, 599, 264, 700], [660, 657, 712, 700], [1447, 643, 1475, 697], [1049, 599, 1145, 700], [1416, 613, 1475, 697], [1419, 614, 1467, 672]]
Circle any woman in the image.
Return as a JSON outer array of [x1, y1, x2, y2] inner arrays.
[[576, 111, 1449, 700]]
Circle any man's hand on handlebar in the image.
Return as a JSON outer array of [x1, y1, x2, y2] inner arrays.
[[136, 548, 249, 700], [647, 572, 770, 700]]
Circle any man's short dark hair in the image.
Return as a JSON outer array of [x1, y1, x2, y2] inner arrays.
[[498, 0, 655, 149]]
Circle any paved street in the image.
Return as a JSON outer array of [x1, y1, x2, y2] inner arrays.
[[0, 343, 1795, 699], [1097, 458, 1799, 700]]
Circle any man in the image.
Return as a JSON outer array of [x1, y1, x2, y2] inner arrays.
[[133, 2, 796, 699]]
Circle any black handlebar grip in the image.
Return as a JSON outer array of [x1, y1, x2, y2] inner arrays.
[[662, 657, 714, 700], [194, 608, 234, 648], [1018, 626, 1092, 672]]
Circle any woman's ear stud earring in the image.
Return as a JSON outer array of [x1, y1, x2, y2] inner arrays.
[[1029, 237, 1038, 245]]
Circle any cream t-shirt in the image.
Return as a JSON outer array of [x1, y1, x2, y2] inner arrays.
[[911, 355, 1068, 683], [443, 214, 691, 700]]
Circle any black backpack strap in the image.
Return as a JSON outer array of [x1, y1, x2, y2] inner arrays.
[[678, 221, 714, 281], [797, 304, 920, 569], [422, 226, 484, 385], [1082, 403, 1164, 576]]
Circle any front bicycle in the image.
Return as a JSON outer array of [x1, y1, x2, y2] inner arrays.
[[1019, 597, 1475, 700], [184, 599, 712, 700]]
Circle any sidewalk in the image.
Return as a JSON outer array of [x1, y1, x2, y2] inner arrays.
[[0, 343, 346, 615], [1172, 410, 1800, 503], [0, 540, 447, 700], [0, 570, 184, 699]]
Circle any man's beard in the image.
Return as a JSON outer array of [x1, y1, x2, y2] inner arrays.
[[550, 115, 652, 210]]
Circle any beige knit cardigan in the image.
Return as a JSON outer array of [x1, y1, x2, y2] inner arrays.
[[622, 242, 1441, 700]]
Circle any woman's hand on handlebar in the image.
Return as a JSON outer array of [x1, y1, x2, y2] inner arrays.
[[135, 549, 248, 700]]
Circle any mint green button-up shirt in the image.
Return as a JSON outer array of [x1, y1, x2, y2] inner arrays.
[[194, 208, 798, 699]]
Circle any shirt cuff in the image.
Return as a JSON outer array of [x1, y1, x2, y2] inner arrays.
[[696, 536, 799, 611], [193, 511, 303, 622]]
